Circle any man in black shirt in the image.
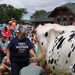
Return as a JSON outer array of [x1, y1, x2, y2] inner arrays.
[[7, 28, 36, 75]]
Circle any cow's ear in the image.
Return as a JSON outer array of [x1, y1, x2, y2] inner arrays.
[[45, 32, 48, 37], [36, 25, 43, 31], [36, 25, 43, 28]]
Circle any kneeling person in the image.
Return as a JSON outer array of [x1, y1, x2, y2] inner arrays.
[[20, 57, 46, 75]]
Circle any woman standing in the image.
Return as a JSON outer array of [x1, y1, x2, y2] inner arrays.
[[6, 28, 36, 75]]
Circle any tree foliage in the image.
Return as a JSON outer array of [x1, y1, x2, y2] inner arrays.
[[30, 10, 46, 20], [0, 4, 27, 24]]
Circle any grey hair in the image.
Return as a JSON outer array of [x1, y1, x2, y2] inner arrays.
[[19, 28, 26, 33]]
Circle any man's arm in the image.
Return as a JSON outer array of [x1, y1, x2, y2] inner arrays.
[[29, 49, 36, 57], [2, 63, 10, 71], [6, 48, 11, 64]]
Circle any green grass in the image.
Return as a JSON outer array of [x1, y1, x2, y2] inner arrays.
[[4, 72, 9, 75]]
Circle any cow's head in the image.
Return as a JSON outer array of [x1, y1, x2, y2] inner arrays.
[[36, 23, 61, 52], [36, 24, 53, 52]]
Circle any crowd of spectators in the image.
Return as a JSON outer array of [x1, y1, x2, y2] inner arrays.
[[0, 18, 50, 75]]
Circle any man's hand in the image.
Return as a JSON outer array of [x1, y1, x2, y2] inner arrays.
[[8, 67, 11, 72]]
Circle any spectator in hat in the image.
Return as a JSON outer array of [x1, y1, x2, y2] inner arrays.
[[0, 35, 9, 63], [8, 18, 17, 36], [1, 27, 10, 40], [6, 27, 36, 75], [14, 30, 19, 37], [20, 57, 46, 75]]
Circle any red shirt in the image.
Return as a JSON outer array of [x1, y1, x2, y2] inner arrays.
[[1, 29, 10, 38]]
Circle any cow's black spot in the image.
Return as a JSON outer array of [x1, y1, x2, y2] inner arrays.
[[52, 52, 54, 54], [68, 47, 75, 58], [66, 60, 68, 64], [53, 66, 55, 69], [57, 59, 59, 61], [71, 64, 75, 73], [68, 51, 71, 58], [55, 37, 57, 39], [55, 42, 58, 46], [68, 33, 75, 42], [51, 59, 54, 64], [51, 36, 65, 51], [52, 46, 55, 52], [54, 43, 58, 47], [41, 42, 43, 45], [54, 37, 58, 43], [52, 49, 53, 52], [60, 31, 65, 34], [59, 55, 60, 57], [57, 36, 65, 49], [52, 42, 59, 52], [57, 52, 59, 54], [58, 36, 63, 41], [71, 43, 74, 48], [49, 51, 51, 53], [72, 46, 75, 52], [45, 32, 48, 37], [49, 56, 50, 58], [48, 59, 51, 63], [71, 30, 75, 32], [54, 60, 56, 64]]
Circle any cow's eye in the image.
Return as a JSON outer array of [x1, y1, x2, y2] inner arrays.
[[45, 32, 48, 37], [41, 42, 43, 45]]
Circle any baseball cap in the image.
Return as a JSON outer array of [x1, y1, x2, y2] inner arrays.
[[29, 57, 39, 63]]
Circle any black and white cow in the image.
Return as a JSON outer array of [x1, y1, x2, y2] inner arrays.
[[36, 23, 75, 75]]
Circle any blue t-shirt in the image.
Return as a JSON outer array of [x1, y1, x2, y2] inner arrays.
[[7, 36, 33, 62]]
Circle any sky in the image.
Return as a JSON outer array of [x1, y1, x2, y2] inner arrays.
[[0, 0, 75, 20]]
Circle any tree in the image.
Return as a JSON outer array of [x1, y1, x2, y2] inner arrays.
[[30, 10, 46, 20], [0, 4, 28, 24]]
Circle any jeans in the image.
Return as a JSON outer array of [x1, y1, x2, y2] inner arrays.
[[11, 61, 29, 75], [10, 30, 14, 36]]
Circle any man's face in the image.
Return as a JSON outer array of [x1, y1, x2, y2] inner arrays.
[[19, 33, 25, 40]]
